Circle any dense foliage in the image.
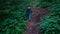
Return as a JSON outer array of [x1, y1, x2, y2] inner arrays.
[[0, 0, 30, 34], [39, 0, 60, 34], [0, 0, 60, 34]]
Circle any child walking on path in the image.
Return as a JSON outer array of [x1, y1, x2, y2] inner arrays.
[[27, 6, 32, 20]]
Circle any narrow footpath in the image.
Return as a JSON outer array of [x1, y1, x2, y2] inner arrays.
[[26, 0, 50, 34], [26, 7, 50, 34]]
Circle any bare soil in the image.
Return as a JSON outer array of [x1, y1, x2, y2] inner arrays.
[[26, 7, 50, 34]]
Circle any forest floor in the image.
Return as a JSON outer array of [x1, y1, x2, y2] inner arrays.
[[25, 7, 50, 34], [25, 0, 50, 34]]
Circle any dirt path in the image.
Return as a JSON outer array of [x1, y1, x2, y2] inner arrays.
[[25, 0, 50, 34], [26, 7, 50, 34]]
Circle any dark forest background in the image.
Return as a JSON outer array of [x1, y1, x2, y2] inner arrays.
[[0, 0, 60, 34]]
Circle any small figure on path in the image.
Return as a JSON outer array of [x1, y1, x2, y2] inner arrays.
[[27, 6, 32, 20]]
